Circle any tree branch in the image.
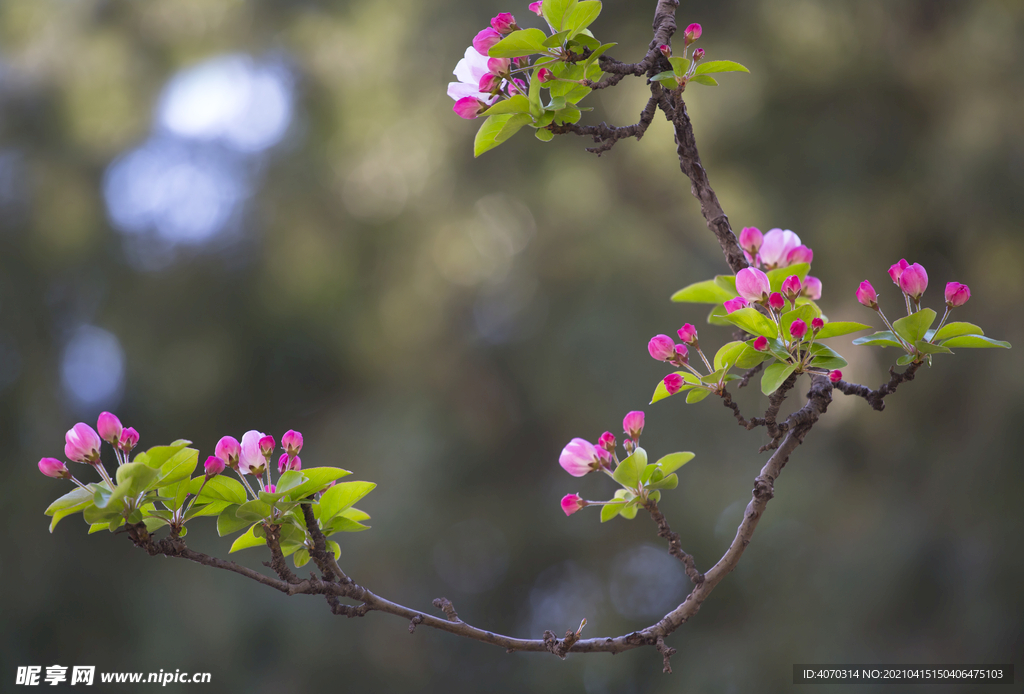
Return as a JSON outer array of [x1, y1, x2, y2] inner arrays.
[[832, 362, 922, 411], [643, 500, 704, 585]]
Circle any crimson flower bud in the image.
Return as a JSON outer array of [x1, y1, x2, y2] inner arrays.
[[684, 23, 702, 44], [944, 282, 970, 308], [786, 244, 813, 266], [282, 430, 303, 457], [97, 412, 123, 445], [622, 411, 645, 440], [856, 280, 878, 309], [829, 370, 842, 384], [898, 263, 928, 300], [259, 435, 275, 460], [888, 258, 909, 285], [781, 275, 802, 299], [802, 276, 822, 300], [789, 319, 808, 339], [215, 436, 240, 469], [536, 67, 554, 83], [597, 431, 616, 452], [39, 457, 70, 479], [692, 47, 705, 61], [118, 427, 139, 453], [478, 73, 502, 92], [723, 297, 749, 314], [768, 292, 785, 311], [659, 44, 671, 58], [663, 373, 684, 395], [676, 323, 698, 344], [528, 1, 543, 16], [561, 493, 585, 516], [473, 27, 502, 54], [648, 334, 676, 362], [65, 423, 102, 464], [453, 97, 489, 120], [739, 226, 763, 253], [811, 317, 824, 331], [673, 343, 689, 365], [753, 336, 769, 351], [266, 484, 277, 494], [204, 456, 225, 477], [736, 267, 771, 303]]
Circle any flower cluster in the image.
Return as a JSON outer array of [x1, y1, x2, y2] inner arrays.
[[737, 227, 821, 299], [650, 23, 750, 91], [209, 429, 305, 500], [852, 260, 1006, 364], [558, 411, 692, 522], [38, 412, 140, 491]]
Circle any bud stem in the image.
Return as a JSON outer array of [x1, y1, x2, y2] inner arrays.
[[928, 307, 951, 344], [92, 462, 115, 490], [876, 307, 912, 352], [69, 475, 91, 492], [235, 470, 259, 501], [696, 347, 713, 374]]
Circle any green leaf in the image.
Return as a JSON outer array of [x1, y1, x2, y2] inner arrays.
[[600, 501, 625, 523], [671, 278, 737, 304], [488, 28, 550, 58], [762, 362, 798, 395], [707, 303, 732, 327], [235, 498, 274, 522], [190, 475, 248, 505], [482, 95, 531, 117], [737, 341, 771, 368], [668, 56, 690, 77], [931, 322, 983, 342], [715, 274, 738, 293], [892, 308, 936, 344], [134, 440, 191, 469], [647, 473, 678, 490], [814, 321, 872, 339], [159, 479, 191, 512], [327, 540, 342, 560], [542, 30, 571, 48], [619, 500, 639, 520], [807, 343, 848, 370], [612, 447, 647, 488], [693, 60, 750, 75], [325, 516, 371, 534], [293, 548, 311, 568], [185, 499, 231, 519], [722, 307, 779, 339], [896, 354, 916, 366], [45, 486, 96, 533], [766, 263, 810, 292], [217, 505, 252, 536], [852, 330, 904, 348], [655, 452, 694, 475], [714, 341, 747, 370], [535, 128, 554, 142], [781, 304, 817, 341], [320, 481, 376, 522], [474, 113, 532, 157], [650, 70, 677, 85], [701, 368, 726, 385], [153, 447, 199, 488], [914, 339, 952, 355], [229, 524, 267, 553], [688, 75, 719, 86], [341, 507, 370, 523], [563, 0, 602, 37], [940, 335, 1011, 349], [553, 106, 581, 125], [584, 42, 615, 67], [280, 467, 352, 501], [542, 0, 576, 30], [686, 387, 713, 404], [88, 523, 110, 534], [115, 461, 161, 497]]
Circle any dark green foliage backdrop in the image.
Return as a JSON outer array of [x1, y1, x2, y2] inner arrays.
[[1, 0, 1022, 691]]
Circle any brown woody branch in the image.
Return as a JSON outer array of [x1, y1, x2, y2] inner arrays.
[[832, 362, 922, 411], [644, 500, 704, 585]]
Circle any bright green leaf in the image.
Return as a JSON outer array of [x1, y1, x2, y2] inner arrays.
[[488, 28, 550, 58], [474, 113, 532, 157], [852, 330, 904, 348], [612, 447, 647, 488], [722, 307, 779, 339], [714, 341, 746, 370], [600, 501, 625, 522], [914, 339, 952, 354], [217, 505, 251, 536], [686, 387, 713, 404], [688, 75, 719, 86], [671, 278, 737, 304], [762, 362, 798, 395], [931, 322, 983, 342], [229, 524, 267, 553], [535, 128, 554, 141], [693, 60, 750, 75], [940, 335, 1011, 349], [542, 0, 576, 31], [189, 475, 247, 505], [892, 308, 936, 344], [647, 473, 678, 490], [814, 321, 872, 339], [619, 501, 639, 520], [563, 1, 602, 37], [320, 481, 376, 522], [669, 56, 690, 77], [281, 467, 352, 501], [293, 548, 311, 568], [655, 452, 694, 475], [45, 486, 96, 533], [766, 263, 810, 292], [781, 304, 817, 341], [482, 95, 531, 117]]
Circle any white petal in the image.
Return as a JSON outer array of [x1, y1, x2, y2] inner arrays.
[[453, 45, 490, 85]]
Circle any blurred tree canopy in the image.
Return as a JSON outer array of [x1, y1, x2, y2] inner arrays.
[[1, 0, 1022, 691]]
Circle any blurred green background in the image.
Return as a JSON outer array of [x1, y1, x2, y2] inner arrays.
[[2, 0, 1022, 691]]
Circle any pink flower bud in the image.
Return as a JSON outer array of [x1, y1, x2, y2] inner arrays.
[[898, 263, 928, 299], [97, 412, 122, 444], [561, 493, 585, 516], [596, 447, 613, 468], [528, 1, 543, 16], [786, 244, 813, 266], [944, 282, 970, 308], [659, 44, 671, 58], [282, 429, 303, 457], [663, 373, 684, 395], [684, 23, 702, 44], [536, 67, 553, 82], [888, 258, 910, 285], [789, 319, 808, 339], [204, 456, 225, 477], [781, 275, 802, 299], [478, 73, 502, 92], [38, 457, 70, 479], [723, 297, 749, 314], [215, 436, 240, 468], [259, 435, 276, 459], [739, 227, 763, 253], [559, 438, 602, 477], [735, 267, 771, 302], [239, 430, 268, 475], [453, 97, 488, 119], [65, 423, 102, 464], [118, 427, 139, 453], [622, 411, 645, 440], [622, 438, 636, 454], [473, 27, 503, 55], [673, 343, 689, 365], [266, 484, 277, 494], [743, 249, 761, 267], [759, 229, 801, 268], [811, 317, 824, 331], [692, 47, 705, 61], [278, 453, 302, 473], [509, 78, 527, 95], [802, 276, 822, 301], [648, 334, 677, 362], [829, 370, 842, 384], [768, 292, 785, 311], [597, 431, 616, 452], [753, 336, 769, 351], [856, 280, 878, 308], [676, 323, 698, 344], [487, 57, 511, 75], [490, 12, 517, 33]]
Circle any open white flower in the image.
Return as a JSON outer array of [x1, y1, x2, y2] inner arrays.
[[447, 46, 500, 104]]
